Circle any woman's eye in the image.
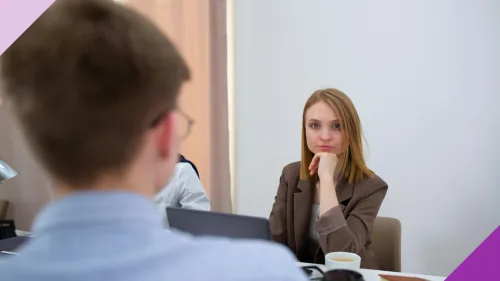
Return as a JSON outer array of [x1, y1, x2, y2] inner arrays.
[[332, 123, 341, 129], [310, 123, 320, 129]]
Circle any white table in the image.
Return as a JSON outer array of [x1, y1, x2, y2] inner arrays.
[[297, 262, 447, 281]]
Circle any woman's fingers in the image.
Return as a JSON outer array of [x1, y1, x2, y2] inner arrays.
[[309, 153, 321, 170], [310, 167, 318, 175], [309, 154, 322, 176]]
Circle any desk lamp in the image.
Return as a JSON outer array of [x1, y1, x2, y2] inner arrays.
[[0, 158, 18, 184]]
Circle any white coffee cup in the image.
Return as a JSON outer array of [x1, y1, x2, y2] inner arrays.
[[325, 252, 361, 271]]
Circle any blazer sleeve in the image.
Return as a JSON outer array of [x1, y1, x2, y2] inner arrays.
[[269, 170, 289, 245], [316, 181, 388, 254]]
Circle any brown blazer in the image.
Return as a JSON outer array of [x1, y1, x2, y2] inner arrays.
[[269, 161, 388, 269]]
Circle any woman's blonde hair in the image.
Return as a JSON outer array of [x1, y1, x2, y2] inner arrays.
[[300, 88, 373, 183]]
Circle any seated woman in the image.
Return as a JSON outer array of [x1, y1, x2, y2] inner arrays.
[[155, 154, 210, 227], [269, 88, 388, 269]]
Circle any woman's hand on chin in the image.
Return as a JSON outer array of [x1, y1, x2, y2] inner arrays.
[[309, 152, 338, 180]]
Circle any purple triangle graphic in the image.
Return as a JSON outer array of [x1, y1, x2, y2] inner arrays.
[[0, 0, 55, 55], [446, 226, 500, 280]]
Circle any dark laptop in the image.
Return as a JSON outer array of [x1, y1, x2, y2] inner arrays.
[[166, 207, 272, 241], [0, 236, 29, 253]]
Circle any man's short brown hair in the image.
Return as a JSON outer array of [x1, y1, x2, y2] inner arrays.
[[0, 0, 190, 186]]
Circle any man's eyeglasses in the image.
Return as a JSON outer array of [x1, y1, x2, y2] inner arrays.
[[150, 108, 194, 141], [176, 109, 194, 141]]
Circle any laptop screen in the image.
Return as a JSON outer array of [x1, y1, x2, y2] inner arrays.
[[166, 207, 272, 241]]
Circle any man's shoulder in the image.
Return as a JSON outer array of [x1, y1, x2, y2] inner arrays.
[[178, 154, 200, 178], [175, 162, 197, 177], [175, 233, 308, 280], [156, 163, 197, 195], [0, 231, 309, 281]]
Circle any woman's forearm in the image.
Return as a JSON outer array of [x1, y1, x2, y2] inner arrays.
[[319, 175, 339, 216]]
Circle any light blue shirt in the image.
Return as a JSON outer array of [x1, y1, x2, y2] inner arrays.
[[0, 191, 308, 281]]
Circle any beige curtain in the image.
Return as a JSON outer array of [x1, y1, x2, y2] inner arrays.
[[125, 0, 232, 213]]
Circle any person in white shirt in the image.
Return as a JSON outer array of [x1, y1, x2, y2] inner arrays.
[[155, 154, 210, 227]]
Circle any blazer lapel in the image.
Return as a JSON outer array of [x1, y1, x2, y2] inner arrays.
[[293, 179, 313, 255]]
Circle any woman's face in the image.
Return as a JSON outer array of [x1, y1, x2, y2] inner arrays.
[[305, 100, 347, 155]]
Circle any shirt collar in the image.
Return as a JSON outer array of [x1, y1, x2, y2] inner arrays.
[[32, 190, 164, 233]]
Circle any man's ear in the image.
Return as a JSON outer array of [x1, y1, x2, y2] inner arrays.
[[154, 111, 177, 159]]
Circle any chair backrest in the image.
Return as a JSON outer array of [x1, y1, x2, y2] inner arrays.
[[371, 216, 402, 272], [0, 199, 9, 220]]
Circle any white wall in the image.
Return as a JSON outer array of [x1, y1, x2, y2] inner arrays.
[[231, 0, 500, 277]]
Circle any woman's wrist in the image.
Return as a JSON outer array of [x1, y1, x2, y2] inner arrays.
[[319, 174, 334, 183], [319, 177, 339, 215]]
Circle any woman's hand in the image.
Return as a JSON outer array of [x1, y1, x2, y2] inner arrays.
[[309, 152, 338, 180], [310, 152, 340, 216]]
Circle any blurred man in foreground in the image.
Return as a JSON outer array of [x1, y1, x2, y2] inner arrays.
[[0, 0, 307, 280]]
